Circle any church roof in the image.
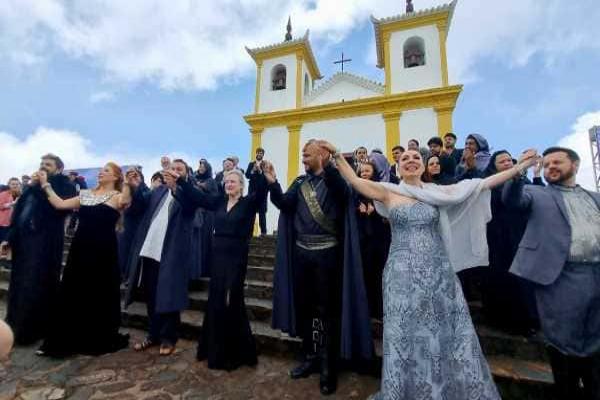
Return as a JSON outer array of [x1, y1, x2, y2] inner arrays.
[[305, 72, 384, 104], [245, 30, 323, 79], [371, 0, 457, 68]]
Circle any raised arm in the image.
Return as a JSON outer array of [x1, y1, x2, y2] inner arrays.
[[318, 141, 388, 203], [168, 172, 221, 211], [482, 149, 538, 190], [37, 171, 80, 210], [261, 160, 298, 213]]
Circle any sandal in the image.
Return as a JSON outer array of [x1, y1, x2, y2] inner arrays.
[[159, 344, 175, 356], [133, 338, 158, 352]]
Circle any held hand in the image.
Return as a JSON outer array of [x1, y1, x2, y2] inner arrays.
[[533, 156, 543, 177], [366, 203, 375, 215], [358, 203, 367, 214], [0, 241, 10, 257], [517, 149, 538, 171], [316, 140, 337, 155], [37, 170, 48, 186], [261, 160, 277, 184], [160, 156, 171, 170], [30, 171, 40, 185], [162, 170, 179, 190], [462, 149, 476, 170], [125, 169, 142, 188]]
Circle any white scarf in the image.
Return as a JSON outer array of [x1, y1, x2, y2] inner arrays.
[[374, 179, 492, 272]]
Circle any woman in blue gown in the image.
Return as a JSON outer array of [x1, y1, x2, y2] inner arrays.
[[319, 140, 538, 399]]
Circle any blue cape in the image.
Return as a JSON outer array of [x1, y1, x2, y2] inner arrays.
[[271, 190, 374, 360]]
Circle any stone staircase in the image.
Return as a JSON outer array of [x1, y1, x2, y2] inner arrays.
[[0, 235, 556, 399]]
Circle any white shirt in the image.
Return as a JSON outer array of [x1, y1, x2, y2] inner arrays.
[[139, 191, 174, 262]]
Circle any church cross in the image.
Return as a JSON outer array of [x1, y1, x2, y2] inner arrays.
[[333, 52, 352, 73]]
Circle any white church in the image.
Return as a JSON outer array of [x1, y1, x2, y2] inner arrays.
[[244, 0, 462, 232]]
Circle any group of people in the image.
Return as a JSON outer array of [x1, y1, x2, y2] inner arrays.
[[0, 130, 598, 399]]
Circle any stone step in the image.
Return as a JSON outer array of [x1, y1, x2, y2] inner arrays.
[[247, 254, 276, 268], [246, 265, 274, 282], [0, 278, 549, 365], [121, 301, 301, 356], [191, 278, 273, 300], [119, 303, 555, 400]]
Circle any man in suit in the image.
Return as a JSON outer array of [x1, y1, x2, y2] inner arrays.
[[246, 147, 267, 234], [389, 145, 404, 184], [503, 147, 600, 400]]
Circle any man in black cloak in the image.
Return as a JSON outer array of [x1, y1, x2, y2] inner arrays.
[[1, 154, 76, 344], [265, 140, 373, 396]]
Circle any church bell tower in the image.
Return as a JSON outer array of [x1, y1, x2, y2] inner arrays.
[[246, 18, 322, 115]]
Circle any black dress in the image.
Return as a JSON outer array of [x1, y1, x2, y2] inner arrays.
[[355, 195, 390, 320], [196, 175, 267, 370], [40, 191, 128, 357]]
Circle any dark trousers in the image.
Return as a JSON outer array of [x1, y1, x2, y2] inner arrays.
[[536, 262, 600, 399], [548, 347, 600, 400], [141, 257, 180, 346], [294, 245, 342, 361], [258, 209, 267, 234]]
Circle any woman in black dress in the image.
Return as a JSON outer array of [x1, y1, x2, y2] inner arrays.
[[355, 162, 390, 320], [190, 159, 218, 280], [36, 163, 132, 357], [192, 166, 268, 370]]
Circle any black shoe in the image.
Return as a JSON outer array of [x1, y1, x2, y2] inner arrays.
[[319, 373, 337, 395], [289, 358, 319, 379], [319, 353, 337, 395]]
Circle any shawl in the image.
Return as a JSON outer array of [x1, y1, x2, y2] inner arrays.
[[374, 179, 492, 272]]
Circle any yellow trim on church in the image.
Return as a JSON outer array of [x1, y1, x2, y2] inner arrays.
[[435, 106, 454, 137], [249, 127, 264, 160], [383, 33, 392, 95], [254, 61, 263, 113], [245, 85, 461, 128], [383, 111, 402, 160], [436, 22, 449, 87], [286, 124, 302, 185], [296, 54, 303, 108], [248, 43, 321, 81]]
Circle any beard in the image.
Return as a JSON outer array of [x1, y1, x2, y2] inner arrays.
[[545, 168, 575, 184]]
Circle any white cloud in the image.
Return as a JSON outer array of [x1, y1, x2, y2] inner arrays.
[[1, 0, 598, 90], [89, 91, 115, 104], [557, 111, 600, 191], [0, 127, 205, 183]]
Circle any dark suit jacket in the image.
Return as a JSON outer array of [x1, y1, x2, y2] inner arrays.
[[502, 177, 600, 285]]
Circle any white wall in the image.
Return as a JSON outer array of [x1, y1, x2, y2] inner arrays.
[[306, 80, 380, 107], [399, 108, 438, 148], [257, 109, 437, 233], [261, 126, 289, 233], [302, 59, 312, 101], [259, 54, 297, 113], [389, 24, 442, 93], [301, 114, 387, 172]]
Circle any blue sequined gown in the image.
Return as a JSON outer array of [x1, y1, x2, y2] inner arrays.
[[374, 202, 500, 400]]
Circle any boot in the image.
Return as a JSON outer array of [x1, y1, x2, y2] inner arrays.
[[319, 350, 337, 395], [289, 353, 319, 379]]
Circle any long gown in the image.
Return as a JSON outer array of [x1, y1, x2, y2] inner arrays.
[[374, 202, 500, 400], [196, 175, 267, 370], [39, 191, 129, 357]]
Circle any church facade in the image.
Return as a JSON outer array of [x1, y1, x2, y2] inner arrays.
[[244, 1, 461, 232]]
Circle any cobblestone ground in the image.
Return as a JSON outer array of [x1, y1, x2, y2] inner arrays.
[[0, 306, 379, 400]]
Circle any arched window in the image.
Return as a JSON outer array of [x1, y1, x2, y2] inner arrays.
[[403, 36, 426, 68], [304, 74, 309, 95], [271, 64, 287, 90]]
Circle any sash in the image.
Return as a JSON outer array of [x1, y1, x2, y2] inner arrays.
[[299, 179, 337, 235]]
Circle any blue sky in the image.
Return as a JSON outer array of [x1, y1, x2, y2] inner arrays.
[[1, 0, 599, 188]]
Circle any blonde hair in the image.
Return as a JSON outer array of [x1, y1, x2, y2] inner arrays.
[[224, 169, 245, 194]]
